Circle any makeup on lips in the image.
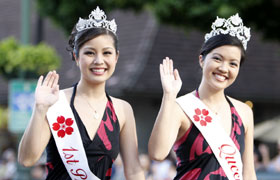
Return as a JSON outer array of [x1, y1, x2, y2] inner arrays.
[[213, 72, 228, 82], [90, 67, 106, 75]]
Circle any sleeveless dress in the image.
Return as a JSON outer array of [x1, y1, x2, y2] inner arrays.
[[46, 84, 120, 180], [173, 95, 245, 180]]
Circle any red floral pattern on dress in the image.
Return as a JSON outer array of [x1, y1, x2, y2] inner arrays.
[[193, 108, 212, 126], [52, 116, 74, 138]]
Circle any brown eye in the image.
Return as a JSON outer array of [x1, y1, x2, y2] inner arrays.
[[104, 51, 112, 55], [85, 51, 95, 55], [230, 62, 238, 67], [213, 56, 221, 61]]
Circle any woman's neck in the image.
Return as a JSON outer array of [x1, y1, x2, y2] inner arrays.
[[197, 83, 226, 104], [76, 79, 106, 100]]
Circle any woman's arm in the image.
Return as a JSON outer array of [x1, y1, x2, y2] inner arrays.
[[18, 71, 59, 167], [18, 105, 51, 167], [115, 99, 145, 180], [148, 94, 184, 161], [241, 103, 257, 179], [148, 58, 183, 161]]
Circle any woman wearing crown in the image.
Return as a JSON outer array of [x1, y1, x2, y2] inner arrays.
[[149, 14, 257, 180], [18, 7, 145, 180]]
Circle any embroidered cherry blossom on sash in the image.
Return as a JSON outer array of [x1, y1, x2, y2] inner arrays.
[[193, 108, 212, 126], [52, 116, 74, 138]]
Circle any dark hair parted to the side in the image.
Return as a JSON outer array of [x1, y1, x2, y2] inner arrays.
[[67, 27, 119, 61], [200, 34, 246, 65]]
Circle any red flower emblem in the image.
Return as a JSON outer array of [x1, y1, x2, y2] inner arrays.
[[52, 116, 74, 138], [193, 108, 212, 126]]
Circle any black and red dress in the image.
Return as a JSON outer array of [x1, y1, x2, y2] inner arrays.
[[46, 84, 120, 180], [173, 95, 245, 180]]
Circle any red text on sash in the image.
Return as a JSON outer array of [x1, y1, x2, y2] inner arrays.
[[219, 144, 241, 180], [62, 147, 88, 179]]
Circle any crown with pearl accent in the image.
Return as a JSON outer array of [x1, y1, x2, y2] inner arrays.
[[204, 13, 251, 50], [75, 6, 117, 34]]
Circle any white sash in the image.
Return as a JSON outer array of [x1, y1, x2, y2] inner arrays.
[[176, 93, 243, 180], [46, 91, 100, 180]]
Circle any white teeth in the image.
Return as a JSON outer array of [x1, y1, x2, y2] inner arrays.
[[215, 74, 226, 81], [92, 69, 105, 73]]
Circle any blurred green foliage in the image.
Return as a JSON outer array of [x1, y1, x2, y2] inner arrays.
[[35, 0, 280, 41], [0, 106, 8, 130], [35, 0, 150, 35], [0, 37, 61, 80], [151, 0, 280, 41]]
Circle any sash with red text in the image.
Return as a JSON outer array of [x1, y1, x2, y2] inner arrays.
[[47, 91, 100, 180], [176, 93, 243, 180]]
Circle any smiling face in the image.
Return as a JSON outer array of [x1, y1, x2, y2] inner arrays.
[[75, 34, 119, 84], [199, 45, 241, 91]]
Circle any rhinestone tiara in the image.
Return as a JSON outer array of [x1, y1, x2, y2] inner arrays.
[[75, 6, 117, 34], [204, 13, 251, 50]]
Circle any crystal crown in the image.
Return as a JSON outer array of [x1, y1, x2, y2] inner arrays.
[[205, 13, 251, 50], [76, 6, 117, 34]]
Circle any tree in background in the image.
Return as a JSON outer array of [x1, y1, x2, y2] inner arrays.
[[152, 0, 280, 41], [35, 0, 280, 42], [35, 0, 150, 34], [0, 37, 60, 80]]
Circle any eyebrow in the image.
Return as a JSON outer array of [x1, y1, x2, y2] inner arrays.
[[212, 53, 223, 58], [103, 47, 114, 50], [84, 47, 114, 51]]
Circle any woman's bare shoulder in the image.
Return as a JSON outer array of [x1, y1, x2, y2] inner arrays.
[[227, 96, 253, 131], [110, 96, 131, 109], [227, 96, 252, 113], [60, 87, 74, 102], [110, 96, 133, 128]]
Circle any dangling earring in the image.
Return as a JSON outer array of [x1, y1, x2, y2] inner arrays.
[[76, 61, 79, 67]]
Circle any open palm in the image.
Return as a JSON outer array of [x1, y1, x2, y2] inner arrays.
[[159, 57, 182, 96], [35, 71, 60, 107]]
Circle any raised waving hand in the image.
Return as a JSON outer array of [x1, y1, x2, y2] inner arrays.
[[18, 70, 59, 167], [35, 71, 60, 108], [159, 57, 182, 97], [148, 57, 183, 160]]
